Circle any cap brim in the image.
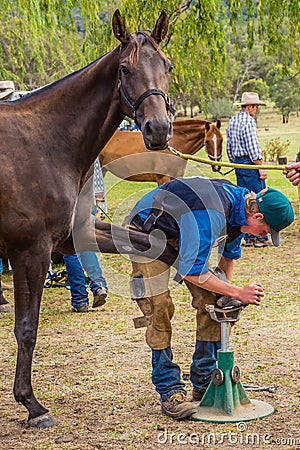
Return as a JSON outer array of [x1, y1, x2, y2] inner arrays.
[[270, 228, 280, 247]]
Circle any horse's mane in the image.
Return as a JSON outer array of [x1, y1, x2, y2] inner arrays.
[[129, 31, 167, 66]]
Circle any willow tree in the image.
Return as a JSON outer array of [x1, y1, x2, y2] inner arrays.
[[0, 0, 299, 96], [0, 0, 117, 87]]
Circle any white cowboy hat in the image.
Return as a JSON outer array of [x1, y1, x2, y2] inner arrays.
[[0, 80, 15, 100], [240, 91, 266, 106]]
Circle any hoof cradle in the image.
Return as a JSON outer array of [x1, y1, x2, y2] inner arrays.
[[27, 413, 58, 428]]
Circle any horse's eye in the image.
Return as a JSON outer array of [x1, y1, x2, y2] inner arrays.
[[120, 65, 130, 75], [168, 66, 173, 74]]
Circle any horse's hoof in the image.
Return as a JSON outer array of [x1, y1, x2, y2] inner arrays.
[[0, 304, 12, 313], [27, 413, 58, 428]]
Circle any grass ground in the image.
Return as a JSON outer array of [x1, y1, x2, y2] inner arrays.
[[0, 109, 299, 450]]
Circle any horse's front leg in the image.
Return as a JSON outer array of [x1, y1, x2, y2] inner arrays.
[[9, 247, 57, 428]]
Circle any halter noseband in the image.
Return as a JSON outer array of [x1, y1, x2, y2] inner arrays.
[[118, 79, 175, 119]]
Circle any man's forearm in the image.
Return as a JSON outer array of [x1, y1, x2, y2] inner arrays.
[[218, 256, 234, 281], [184, 272, 241, 298]]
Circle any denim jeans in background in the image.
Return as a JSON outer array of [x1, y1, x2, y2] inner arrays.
[[234, 156, 267, 241], [0, 259, 2, 275], [234, 156, 266, 193], [63, 252, 107, 308], [152, 340, 221, 402]]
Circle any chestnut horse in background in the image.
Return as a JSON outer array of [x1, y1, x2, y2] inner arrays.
[[0, 10, 176, 428], [100, 119, 223, 185]]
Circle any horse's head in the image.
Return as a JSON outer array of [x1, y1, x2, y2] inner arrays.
[[113, 10, 174, 150], [204, 120, 223, 172]]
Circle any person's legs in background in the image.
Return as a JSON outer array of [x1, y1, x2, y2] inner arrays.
[[63, 254, 89, 312], [79, 252, 108, 308]]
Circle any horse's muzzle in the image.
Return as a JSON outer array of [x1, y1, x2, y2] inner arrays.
[[212, 165, 221, 172], [141, 118, 173, 150]]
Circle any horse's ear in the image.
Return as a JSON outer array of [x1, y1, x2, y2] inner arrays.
[[216, 119, 221, 129], [112, 9, 131, 45], [205, 121, 210, 132], [151, 10, 169, 44]]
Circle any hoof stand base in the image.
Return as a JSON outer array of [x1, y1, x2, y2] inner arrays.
[[191, 350, 274, 423]]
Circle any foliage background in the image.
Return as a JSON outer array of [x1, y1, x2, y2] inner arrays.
[[1, 0, 300, 117]]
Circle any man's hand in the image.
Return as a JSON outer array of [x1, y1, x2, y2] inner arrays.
[[238, 283, 265, 305], [283, 162, 300, 186], [259, 168, 268, 180], [253, 159, 267, 180]]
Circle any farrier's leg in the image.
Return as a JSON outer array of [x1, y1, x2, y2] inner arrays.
[[184, 280, 221, 398], [130, 256, 174, 350], [130, 256, 186, 400]]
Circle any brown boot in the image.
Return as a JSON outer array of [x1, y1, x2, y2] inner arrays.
[[161, 391, 197, 420], [192, 387, 207, 402], [92, 287, 107, 308]]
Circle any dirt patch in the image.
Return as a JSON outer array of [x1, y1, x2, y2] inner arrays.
[[0, 202, 299, 450]]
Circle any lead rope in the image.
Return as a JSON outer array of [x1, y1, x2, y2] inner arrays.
[[168, 146, 300, 205]]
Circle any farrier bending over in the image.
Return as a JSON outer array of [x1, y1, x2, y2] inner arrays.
[[124, 177, 294, 420]]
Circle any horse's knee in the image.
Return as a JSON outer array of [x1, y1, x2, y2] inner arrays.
[[13, 383, 32, 404], [14, 324, 37, 350]]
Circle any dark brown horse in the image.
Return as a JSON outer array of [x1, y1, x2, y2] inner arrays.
[[0, 10, 176, 428], [100, 119, 222, 185]]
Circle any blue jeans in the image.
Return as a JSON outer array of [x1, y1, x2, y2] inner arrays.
[[235, 156, 267, 241], [0, 259, 2, 275], [152, 340, 221, 402], [63, 252, 107, 308]]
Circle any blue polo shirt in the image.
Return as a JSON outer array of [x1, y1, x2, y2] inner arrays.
[[131, 177, 248, 276]]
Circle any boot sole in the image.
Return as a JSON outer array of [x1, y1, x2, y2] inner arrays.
[[161, 405, 197, 420]]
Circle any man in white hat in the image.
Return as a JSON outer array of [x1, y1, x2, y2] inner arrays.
[[226, 91, 271, 247]]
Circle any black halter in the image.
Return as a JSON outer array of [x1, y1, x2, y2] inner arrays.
[[118, 78, 175, 119]]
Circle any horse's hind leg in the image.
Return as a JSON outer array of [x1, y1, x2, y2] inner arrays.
[[9, 247, 57, 428]]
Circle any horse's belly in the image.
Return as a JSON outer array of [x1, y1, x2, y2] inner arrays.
[[103, 152, 187, 180]]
